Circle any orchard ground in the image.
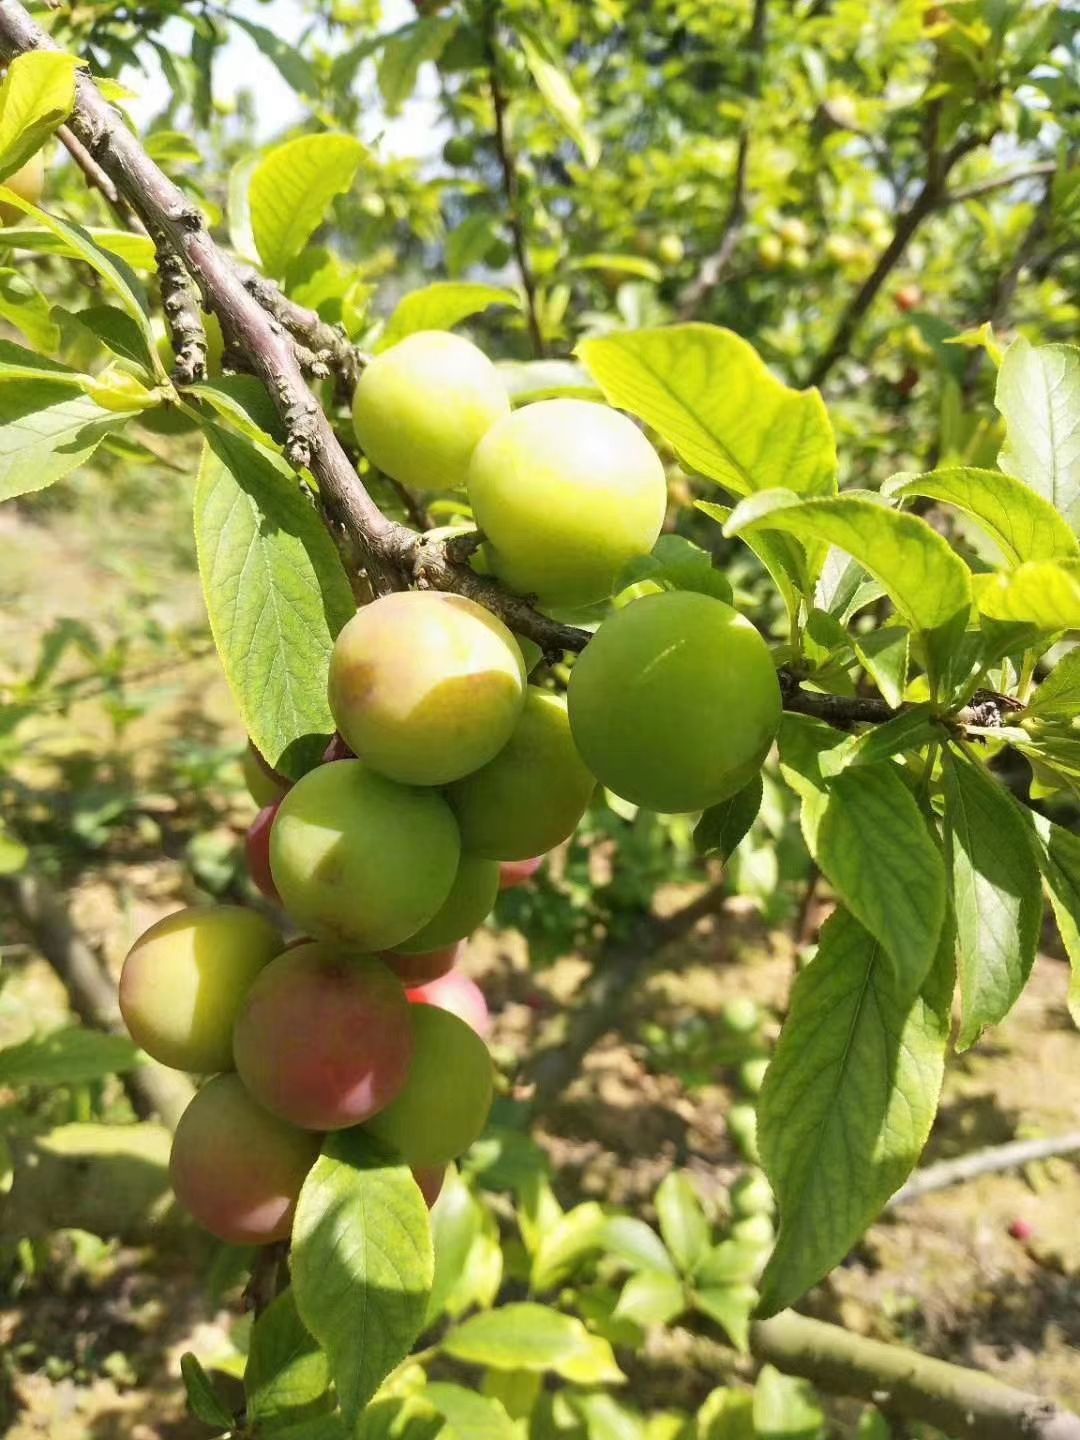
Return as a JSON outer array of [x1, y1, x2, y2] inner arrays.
[[1, 491, 1078, 1435]]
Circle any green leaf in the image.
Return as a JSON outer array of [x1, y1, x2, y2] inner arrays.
[[0, 1028, 139, 1086], [245, 1289, 333, 1432], [654, 1172, 709, 1277], [0, 379, 126, 503], [696, 1239, 763, 1287], [426, 1169, 480, 1324], [694, 775, 763, 862], [757, 907, 952, 1316], [497, 358, 601, 404], [517, 22, 600, 167], [180, 1352, 234, 1431], [378, 16, 458, 114], [598, 1215, 676, 1274], [696, 1388, 755, 1440], [232, 16, 319, 96], [250, 134, 367, 278], [619, 533, 734, 604], [726, 492, 973, 694], [0, 819, 28, 875], [443, 1303, 623, 1383], [578, 326, 836, 500], [379, 282, 519, 352], [996, 338, 1080, 532], [883, 467, 1079, 564], [753, 1366, 825, 1440], [2, 225, 157, 270], [942, 750, 1042, 1050], [817, 706, 938, 777], [0, 268, 59, 352], [697, 498, 810, 633], [692, 1284, 757, 1352], [1026, 647, 1080, 720], [354, 1397, 443, 1440], [192, 424, 355, 778], [531, 1201, 607, 1292], [1028, 814, 1080, 1028], [613, 1270, 685, 1328], [71, 304, 157, 374], [291, 1131, 433, 1427], [0, 52, 83, 180], [972, 560, 1080, 632], [852, 625, 909, 709], [425, 1383, 516, 1440]]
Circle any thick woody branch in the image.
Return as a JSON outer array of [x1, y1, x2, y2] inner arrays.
[[237, 265, 365, 398]]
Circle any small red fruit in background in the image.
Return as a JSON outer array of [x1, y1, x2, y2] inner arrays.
[[408, 968, 491, 1038], [499, 855, 543, 890], [894, 284, 922, 313], [1008, 1218, 1034, 1242]]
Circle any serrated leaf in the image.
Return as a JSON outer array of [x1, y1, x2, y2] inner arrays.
[[1025, 647, 1080, 719], [250, 134, 367, 278], [996, 338, 1080, 532], [378, 16, 458, 115], [756, 908, 952, 1317], [697, 498, 809, 632], [180, 1352, 234, 1431], [517, 22, 600, 167], [942, 750, 1042, 1050], [245, 1289, 333, 1432], [972, 560, 1080, 632], [0, 1028, 139, 1086], [817, 706, 937, 776], [0, 378, 126, 502], [1028, 814, 1080, 1028], [613, 1270, 685, 1327], [692, 1284, 757, 1352], [655, 1172, 709, 1277], [852, 625, 909, 709], [425, 1383, 516, 1440], [70, 304, 157, 374], [292, 1131, 433, 1427], [883, 467, 1078, 564], [378, 282, 518, 352], [694, 775, 763, 862], [0, 52, 83, 180], [192, 423, 355, 778], [443, 1303, 623, 1383], [727, 492, 972, 694], [578, 326, 836, 500]]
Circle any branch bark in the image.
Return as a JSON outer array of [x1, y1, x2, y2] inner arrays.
[[751, 1311, 1080, 1440], [889, 1130, 1080, 1208]]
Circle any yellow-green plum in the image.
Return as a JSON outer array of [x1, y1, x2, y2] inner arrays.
[[169, 1075, 319, 1245], [327, 592, 526, 785], [269, 760, 459, 950], [391, 853, 499, 955], [568, 590, 781, 814], [233, 942, 413, 1130], [447, 688, 595, 860], [0, 152, 44, 225], [466, 399, 666, 608], [351, 330, 509, 491], [119, 906, 282, 1073], [242, 740, 290, 808], [364, 1005, 493, 1167]]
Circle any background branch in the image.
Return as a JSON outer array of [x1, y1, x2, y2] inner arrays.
[[889, 1130, 1080, 1208]]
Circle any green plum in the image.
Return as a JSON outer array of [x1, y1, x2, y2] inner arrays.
[[467, 399, 667, 609], [169, 1074, 319, 1245], [327, 592, 526, 786], [352, 330, 509, 491], [447, 688, 595, 860], [392, 853, 499, 954], [269, 759, 459, 950], [233, 942, 413, 1130], [363, 1005, 493, 1167], [119, 905, 282, 1073], [567, 590, 781, 813], [242, 740, 289, 808]]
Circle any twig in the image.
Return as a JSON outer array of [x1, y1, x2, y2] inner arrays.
[[153, 224, 208, 385], [751, 1311, 1080, 1440], [237, 265, 365, 400], [889, 1130, 1080, 1208], [945, 162, 1058, 206], [56, 121, 139, 227]]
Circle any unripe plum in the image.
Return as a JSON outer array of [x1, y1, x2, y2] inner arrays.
[[657, 232, 685, 266], [246, 803, 281, 902], [447, 688, 595, 859], [567, 591, 781, 813], [327, 592, 526, 786], [233, 942, 413, 1130], [363, 1005, 493, 1167], [498, 855, 543, 890], [0, 152, 44, 224], [408, 969, 491, 1038], [269, 759, 459, 950], [392, 853, 499, 954], [731, 1170, 775, 1219], [242, 740, 290, 808], [169, 1074, 319, 1245], [119, 905, 282, 1073], [466, 399, 667, 609], [382, 942, 461, 986], [352, 330, 509, 492]]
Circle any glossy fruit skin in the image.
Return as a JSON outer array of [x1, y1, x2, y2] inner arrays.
[[269, 759, 460, 950], [243, 741, 290, 808], [447, 688, 595, 860], [169, 1074, 319, 1245], [467, 399, 667, 609], [352, 330, 509, 492], [567, 591, 781, 814], [0, 152, 44, 224], [393, 853, 499, 954], [382, 942, 461, 986], [364, 1005, 493, 1167], [233, 942, 414, 1130], [119, 905, 281, 1073], [328, 592, 526, 786], [408, 969, 491, 1038], [498, 854, 543, 890], [246, 803, 281, 902]]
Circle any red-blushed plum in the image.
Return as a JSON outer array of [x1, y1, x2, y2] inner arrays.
[[381, 942, 461, 986], [351, 330, 509, 492], [407, 969, 491, 1039], [567, 590, 781, 813], [119, 906, 282, 1073], [413, 1165, 446, 1208], [269, 759, 460, 950], [446, 689, 594, 860], [466, 399, 667, 609], [328, 592, 526, 786], [169, 1074, 319, 1245], [498, 855, 543, 890], [242, 740, 290, 808], [233, 942, 414, 1130], [392, 853, 499, 954], [0, 152, 44, 224], [363, 1005, 493, 1167], [246, 802, 281, 902]]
